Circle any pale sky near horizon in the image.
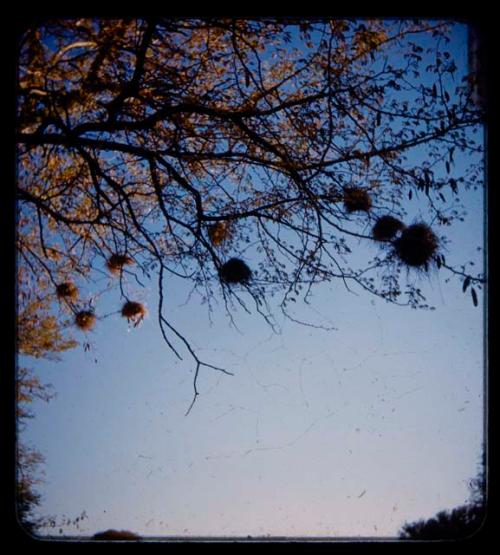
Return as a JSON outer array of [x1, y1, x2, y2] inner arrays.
[[17, 20, 486, 539]]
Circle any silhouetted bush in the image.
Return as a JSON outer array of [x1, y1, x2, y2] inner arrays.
[[400, 461, 486, 540], [92, 529, 141, 540], [399, 503, 485, 540]]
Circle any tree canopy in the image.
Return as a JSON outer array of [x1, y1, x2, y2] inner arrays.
[[16, 17, 485, 412]]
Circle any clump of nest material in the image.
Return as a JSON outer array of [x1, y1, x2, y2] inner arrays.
[[343, 186, 372, 213], [208, 221, 232, 246], [372, 215, 406, 241], [75, 310, 96, 331], [219, 258, 252, 284], [106, 253, 134, 275], [121, 300, 147, 325], [56, 281, 79, 301], [393, 222, 439, 268]]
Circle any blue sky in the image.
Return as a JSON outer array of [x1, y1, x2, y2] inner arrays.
[[20, 191, 484, 538], [18, 20, 485, 539]]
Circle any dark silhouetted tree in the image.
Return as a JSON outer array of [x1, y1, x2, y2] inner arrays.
[[399, 454, 486, 540], [16, 441, 46, 535]]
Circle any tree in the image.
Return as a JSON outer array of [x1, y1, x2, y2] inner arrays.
[[16, 361, 54, 534], [16, 306, 88, 536], [17, 291, 77, 362], [399, 504, 485, 540], [16, 286, 76, 533], [16, 440, 46, 535], [399, 456, 486, 540], [16, 17, 485, 413]]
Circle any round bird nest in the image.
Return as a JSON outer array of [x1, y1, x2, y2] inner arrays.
[[372, 215, 405, 241], [121, 300, 147, 324], [219, 258, 252, 284], [343, 187, 372, 213], [75, 310, 96, 331], [393, 223, 439, 268], [56, 281, 79, 301], [208, 221, 232, 246], [107, 253, 134, 275]]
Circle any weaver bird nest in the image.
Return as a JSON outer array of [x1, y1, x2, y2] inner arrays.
[[106, 253, 134, 275], [343, 187, 372, 213], [208, 221, 232, 246], [56, 281, 79, 301], [372, 215, 406, 241], [75, 310, 97, 331], [121, 300, 147, 325], [393, 223, 439, 268], [219, 258, 252, 284]]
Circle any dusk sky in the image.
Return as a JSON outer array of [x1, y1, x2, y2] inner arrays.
[[17, 20, 485, 539]]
